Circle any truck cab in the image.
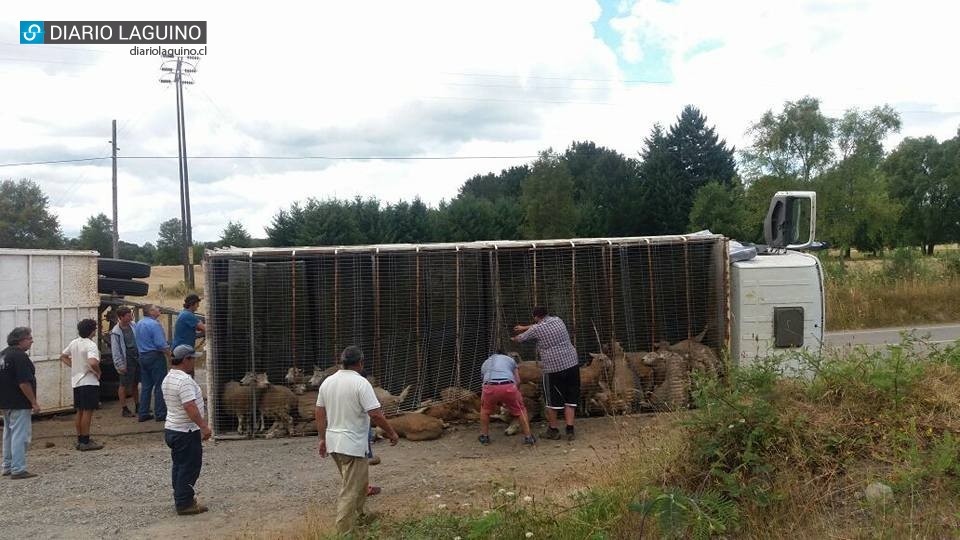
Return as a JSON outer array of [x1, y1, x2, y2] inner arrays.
[[730, 191, 826, 368]]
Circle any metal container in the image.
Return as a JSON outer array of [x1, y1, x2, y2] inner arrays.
[[0, 249, 99, 413]]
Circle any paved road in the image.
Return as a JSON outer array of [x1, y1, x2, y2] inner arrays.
[[825, 323, 960, 348]]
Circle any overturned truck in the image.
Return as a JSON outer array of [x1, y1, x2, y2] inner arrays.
[[205, 191, 825, 438]]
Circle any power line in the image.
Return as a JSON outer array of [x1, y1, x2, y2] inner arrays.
[[442, 71, 671, 84], [0, 154, 541, 168]]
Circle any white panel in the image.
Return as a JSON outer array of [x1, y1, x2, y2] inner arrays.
[[0, 255, 29, 304], [0, 250, 99, 413], [30, 256, 61, 305]]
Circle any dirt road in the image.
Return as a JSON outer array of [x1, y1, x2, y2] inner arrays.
[[1, 398, 657, 539]]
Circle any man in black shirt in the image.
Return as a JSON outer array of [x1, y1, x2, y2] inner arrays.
[[1, 327, 40, 479]]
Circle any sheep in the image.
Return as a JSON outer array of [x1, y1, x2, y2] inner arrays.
[[587, 343, 640, 415], [666, 327, 723, 379], [222, 371, 265, 436], [376, 412, 445, 441], [308, 365, 339, 388], [285, 366, 307, 386], [253, 373, 298, 438], [440, 386, 481, 413], [642, 349, 690, 411], [373, 385, 412, 417], [516, 361, 542, 384]]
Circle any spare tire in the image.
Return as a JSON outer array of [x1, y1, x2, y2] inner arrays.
[[98, 277, 149, 297], [98, 258, 151, 279]]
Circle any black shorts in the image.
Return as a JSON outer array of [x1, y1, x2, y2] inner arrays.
[[118, 359, 140, 392], [73, 385, 100, 411], [543, 364, 581, 409]]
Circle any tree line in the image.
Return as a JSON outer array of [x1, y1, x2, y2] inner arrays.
[[2, 96, 959, 264]]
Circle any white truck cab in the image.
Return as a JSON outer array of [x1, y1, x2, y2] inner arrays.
[[730, 191, 826, 367]]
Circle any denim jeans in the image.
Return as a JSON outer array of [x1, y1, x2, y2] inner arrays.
[[139, 351, 168, 420], [164, 429, 203, 510], [2, 408, 32, 475]]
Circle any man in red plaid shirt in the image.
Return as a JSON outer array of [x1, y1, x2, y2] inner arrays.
[[512, 306, 580, 441]]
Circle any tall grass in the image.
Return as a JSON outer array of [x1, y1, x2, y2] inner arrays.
[[308, 338, 960, 539], [825, 249, 960, 330]]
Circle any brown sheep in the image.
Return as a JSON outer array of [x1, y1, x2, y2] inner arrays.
[[308, 365, 339, 388], [379, 412, 445, 441], [517, 361, 542, 384], [642, 349, 690, 411], [373, 385, 412, 417]]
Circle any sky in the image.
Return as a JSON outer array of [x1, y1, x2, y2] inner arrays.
[[1, 1, 958, 245]]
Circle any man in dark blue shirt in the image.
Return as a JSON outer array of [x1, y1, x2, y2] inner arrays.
[[172, 294, 205, 350]]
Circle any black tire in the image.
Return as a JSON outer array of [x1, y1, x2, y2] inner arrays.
[[98, 258, 151, 279], [98, 277, 149, 297]]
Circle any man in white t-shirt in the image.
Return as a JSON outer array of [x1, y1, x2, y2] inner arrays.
[[59, 319, 104, 451], [161, 345, 211, 516], [316, 346, 399, 535]]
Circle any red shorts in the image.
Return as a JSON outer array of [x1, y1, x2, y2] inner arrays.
[[480, 382, 527, 416]]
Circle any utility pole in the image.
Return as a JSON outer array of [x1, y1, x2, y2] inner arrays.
[[110, 119, 119, 258], [161, 55, 198, 289]]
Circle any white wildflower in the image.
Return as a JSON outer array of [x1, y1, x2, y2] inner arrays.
[[727, 424, 735, 429], [498, 488, 506, 494], [434, 493, 442, 498], [526, 533, 534, 538], [523, 495, 533, 502], [505, 491, 515, 497], [438, 503, 447, 509]]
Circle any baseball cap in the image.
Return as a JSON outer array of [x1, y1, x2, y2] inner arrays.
[[172, 345, 196, 363]]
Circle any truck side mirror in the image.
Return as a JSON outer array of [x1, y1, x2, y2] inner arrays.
[[764, 191, 817, 250]]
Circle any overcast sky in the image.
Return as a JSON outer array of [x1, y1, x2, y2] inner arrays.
[[2, 1, 958, 245]]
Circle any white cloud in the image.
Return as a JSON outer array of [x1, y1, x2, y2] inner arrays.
[[1, 1, 958, 244]]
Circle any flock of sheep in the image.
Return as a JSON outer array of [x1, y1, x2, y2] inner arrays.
[[218, 329, 722, 441]]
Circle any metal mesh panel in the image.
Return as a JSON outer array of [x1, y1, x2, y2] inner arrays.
[[205, 236, 729, 436]]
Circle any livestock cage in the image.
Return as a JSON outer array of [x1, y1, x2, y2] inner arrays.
[[204, 235, 730, 437]]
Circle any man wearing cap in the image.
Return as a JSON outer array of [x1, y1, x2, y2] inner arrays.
[[172, 294, 206, 350], [316, 346, 399, 535], [161, 345, 211, 516]]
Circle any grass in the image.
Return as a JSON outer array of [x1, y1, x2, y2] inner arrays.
[[296, 336, 960, 539], [825, 249, 960, 330]]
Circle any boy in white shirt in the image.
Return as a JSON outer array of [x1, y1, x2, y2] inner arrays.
[[60, 319, 104, 451]]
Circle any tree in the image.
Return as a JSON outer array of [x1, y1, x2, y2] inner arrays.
[[688, 181, 750, 240], [118, 240, 156, 264], [381, 198, 433, 243], [78, 213, 113, 256], [638, 108, 736, 235], [815, 107, 902, 255], [219, 221, 252, 248], [562, 141, 642, 237], [156, 218, 185, 265], [883, 135, 960, 254], [0, 179, 63, 248], [458, 165, 529, 201], [266, 203, 306, 247], [520, 151, 578, 239], [743, 96, 834, 183]]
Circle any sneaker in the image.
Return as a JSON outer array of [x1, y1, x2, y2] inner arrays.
[[77, 441, 104, 452], [121, 408, 134, 418], [1, 470, 11, 476], [478, 434, 491, 445], [10, 471, 38, 479], [523, 435, 536, 446], [138, 415, 154, 422], [176, 502, 209, 516], [566, 427, 576, 441], [542, 427, 561, 440], [368, 455, 381, 466]]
